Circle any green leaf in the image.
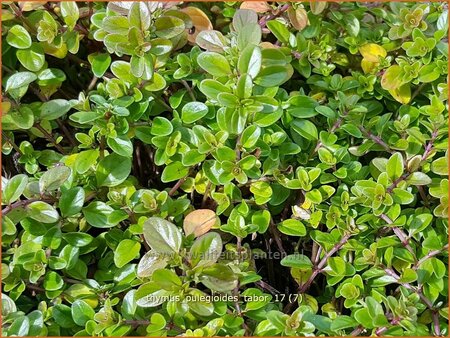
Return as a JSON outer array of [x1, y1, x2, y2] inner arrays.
[[330, 315, 358, 331], [143, 73, 166, 91], [182, 149, 205, 166], [254, 65, 290, 87], [82, 201, 118, 228], [60, 2, 79, 29], [189, 232, 223, 267], [200, 79, 231, 100], [128, 2, 151, 31], [40, 99, 72, 121], [63, 232, 93, 247], [197, 52, 232, 77], [291, 119, 319, 140], [381, 65, 404, 90], [7, 316, 30, 336], [53, 304, 76, 328], [386, 152, 404, 180], [161, 161, 189, 183], [280, 254, 312, 269], [241, 125, 261, 148], [237, 23, 262, 50], [7, 25, 32, 49], [147, 313, 167, 333], [287, 95, 319, 118], [39, 166, 71, 193], [267, 20, 290, 44], [250, 181, 272, 205], [196, 30, 227, 52], [233, 9, 258, 31], [16, 43, 45, 72], [151, 117, 173, 136], [137, 250, 169, 278], [5, 72, 37, 92], [154, 16, 185, 39], [407, 172, 432, 185], [59, 187, 85, 217], [71, 300, 95, 327], [431, 156, 448, 175], [143, 217, 182, 254], [28, 201, 59, 223], [278, 219, 307, 237], [107, 136, 133, 157], [96, 153, 131, 187], [88, 53, 111, 78], [43, 271, 64, 291], [200, 263, 238, 292], [182, 102, 209, 124], [152, 269, 182, 291], [102, 16, 129, 34], [114, 239, 141, 268], [130, 54, 153, 80], [3, 174, 28, 204]]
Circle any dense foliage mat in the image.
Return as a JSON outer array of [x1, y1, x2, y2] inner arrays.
[[1, 1, 449, 336]]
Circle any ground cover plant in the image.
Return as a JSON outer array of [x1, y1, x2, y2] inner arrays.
[[1, 1, 449, 336]]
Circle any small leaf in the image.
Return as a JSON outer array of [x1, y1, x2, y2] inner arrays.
[[39, 99, 72, 121], [183, 209, 217, 237], [189, 232, 222, 267], [88, 53, 111, 78], [5, 72, 37, 92], [381, 65, 404, 91], [71, 300, 95, 327], [197, 52, 232, 77], [386, 152, 404, 180], [143, 217, 182, 254], [182, 102, 209, 124], [96, 153, 131, 187], [39, 166, 71, 193], [291, 119, 318, 140], [6, 25, 32, 49], [114, 239, 141, 268], [161, 161, 189, 183], [3, 174, 28, 204], [280, 254, 312, 269], [137, 250, 169, 278], [59, 187, 85, 217]]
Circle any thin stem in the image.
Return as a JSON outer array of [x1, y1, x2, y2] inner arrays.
[[380, 214, 416, 259], [168, 174, 190, 196], [9, 3, 36, 33], [87, 76, 98, 91], [384, 266, 434, 309], [259, 3, 290, 27], [2, 197, 55, 216], [26, 283, 45, 293], [201, 181, 212, 208], [2, 133, 23, 156], [255, 280, 280, 295], [299, 233, 351, 293], [359, 126, 393, 153], [181, 80, 196, 101], [350, 325, 364, 336], [414, 244, 449, 269], [432, 310, 441, 336], [56, 119, 77, 147], [422, 129, 439, 161], [386, 129, 438, 193], [386, 172, 411, 193], [140, 234, 151, 252], [269, 217, 286, 255], [34, 123, 66, 154], [309, 111, 348, 160]]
